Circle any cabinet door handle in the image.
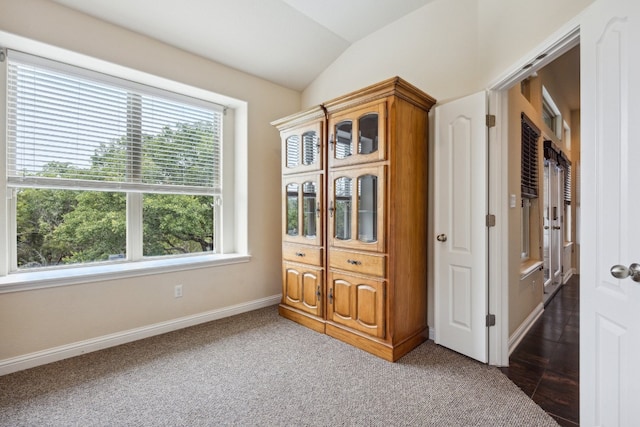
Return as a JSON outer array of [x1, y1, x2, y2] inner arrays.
[[329, 287, 333, 304], [328, 200, 335, 217], [316, 202, 321, 218], [316, 285, 321, 298], [295, 252, 305, 257], [347, 259, 362, 266], [329, 134, 334, 151]]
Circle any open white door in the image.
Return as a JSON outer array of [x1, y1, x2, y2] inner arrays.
[[434, 92, 488, 363], [581, 0, 640, 424]]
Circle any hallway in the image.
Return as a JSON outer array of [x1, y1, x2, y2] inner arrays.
[[500, 275, 580, 426]]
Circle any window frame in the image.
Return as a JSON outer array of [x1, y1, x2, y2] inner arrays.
[[0, 41, 249, 288], [521, 198, 532, 261], [541, 86, 562, 139]]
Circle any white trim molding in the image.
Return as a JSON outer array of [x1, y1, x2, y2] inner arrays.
[[508, 302, 544, 356], [0, 295, 280, 375]]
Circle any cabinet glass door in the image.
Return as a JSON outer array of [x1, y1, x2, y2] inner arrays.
[[302, 181, 318, 238], [328, 100, 386, 167], [334, 176, 353, 241], [283, 174, 323, 246], [329, 166, 385, 252], [281, 120, 323, 174], [286, 183, 299, 237], [358, 174, 377, 243]]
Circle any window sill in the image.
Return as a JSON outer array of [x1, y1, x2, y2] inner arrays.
[[0, 254, 251, 294], [520, 259, 543, 280]]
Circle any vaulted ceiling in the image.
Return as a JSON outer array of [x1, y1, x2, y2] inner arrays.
[[49, 0, 436, 91]]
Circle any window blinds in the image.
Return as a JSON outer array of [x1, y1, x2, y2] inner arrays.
[[6, 50, 223, 195], [543, 140, 572, 205], [564, 163, 572, 205], [521, 113, 540, 199]]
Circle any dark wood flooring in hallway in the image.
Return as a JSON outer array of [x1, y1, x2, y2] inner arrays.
[[500, 275, 580, 426]]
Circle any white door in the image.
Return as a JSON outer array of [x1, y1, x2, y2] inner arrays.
[[581, 0, 640, 424], [434, 92, 488, 363], [543, 160, 563, 289]]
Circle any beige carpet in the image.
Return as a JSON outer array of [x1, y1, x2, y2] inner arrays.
[[0, 306, 557, 426]]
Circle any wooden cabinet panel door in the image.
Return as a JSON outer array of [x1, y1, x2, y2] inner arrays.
[[282, 262, 323, 317], [327, 271, 386, 338], [327, 100, 386, 168]]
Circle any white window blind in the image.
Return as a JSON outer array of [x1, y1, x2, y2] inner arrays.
[[6, 50, 223, 195]]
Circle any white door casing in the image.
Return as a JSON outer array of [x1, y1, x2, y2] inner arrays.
[[434, 92, 488, 363], [581, 0, 640, 424]]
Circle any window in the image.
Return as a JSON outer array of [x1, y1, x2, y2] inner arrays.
[[541, 86, 562, 139], [521, 113, 540, 199], [521, 113, 540, 261], [4, 50, 225, 272], [521, 198, 532, 259], [564, 162, 572, 242]]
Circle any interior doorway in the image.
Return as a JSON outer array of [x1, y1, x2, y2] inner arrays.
[[501, 39, 581, 426]]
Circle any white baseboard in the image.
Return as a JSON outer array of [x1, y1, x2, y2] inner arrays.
[[428, 326, 435, 341], [0, 295, 280, 376], [563, 268, 575, 284], [508, 302, 544, 356]]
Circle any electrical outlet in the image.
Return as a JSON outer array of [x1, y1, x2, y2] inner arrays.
[[174, 284, 183, 298]]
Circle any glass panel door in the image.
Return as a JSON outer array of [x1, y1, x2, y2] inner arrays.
[[543, 160, 564, 294], [281, 120, 324, 174], [328, 100, 386, 167], [358, 174, 377, 243], [543, 161, 551, 286], [329, 166, 385, 253], [358, 114, 378, 155], [285, 135, 300, 169], [283, 174, 322, 246], [302, 181, 317, 239], [335, 121, 353, 160], [286, 183, 299, 237], [301, 131, 319, 166], [334, 177, 353, 241]]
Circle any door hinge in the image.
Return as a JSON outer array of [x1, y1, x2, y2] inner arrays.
[[486, 214, 496, 227], [486, 114, 496, 128], [486, 314, 496, 327]]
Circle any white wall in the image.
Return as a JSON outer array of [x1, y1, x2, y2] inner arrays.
[[302, 0, 479, 107], [303, 0, 593, 107], [302, 0, 593, 329], [0, 0, 595, 369], [0, 0, 300, 365]]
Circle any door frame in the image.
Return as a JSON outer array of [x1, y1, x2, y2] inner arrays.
[[485, 18, 581, 366]]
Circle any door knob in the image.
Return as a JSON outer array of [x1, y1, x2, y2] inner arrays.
[[610, 263, 640, 282], [436, 234, 447, 242]]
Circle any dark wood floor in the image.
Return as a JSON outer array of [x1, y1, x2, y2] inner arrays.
[[500, 275, 580, 426]]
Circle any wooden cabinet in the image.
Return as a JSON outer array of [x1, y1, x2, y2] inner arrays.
[[327, 271, 386, 339], [282, 262, 323, 317], [272, 77, 435, 361]]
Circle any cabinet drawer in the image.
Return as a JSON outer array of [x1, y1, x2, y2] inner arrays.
[[330, 249, 386, 277], [283, 244, 323, 266]]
